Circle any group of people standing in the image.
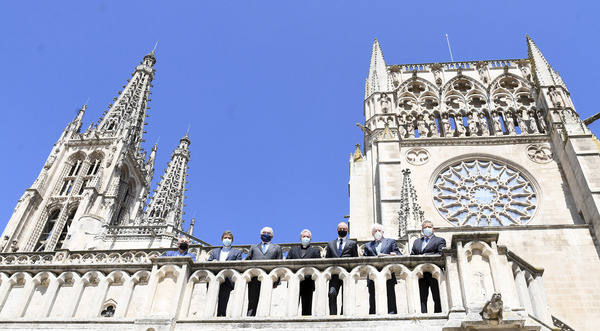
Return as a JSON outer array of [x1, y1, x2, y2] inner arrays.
[[164, 220, 446, 317]]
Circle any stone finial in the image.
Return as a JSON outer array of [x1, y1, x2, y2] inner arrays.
[[352, 144, 364, 162], [398, 168, 424, 237]]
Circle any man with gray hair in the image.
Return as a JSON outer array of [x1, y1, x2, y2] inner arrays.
[[287, 229, 321, 315], [410, 220, 446, 313], [363, 223, 401, 314], [245, 226, 282, 316]]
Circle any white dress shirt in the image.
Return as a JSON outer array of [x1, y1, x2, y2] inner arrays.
[[219, 247, 231, 261]]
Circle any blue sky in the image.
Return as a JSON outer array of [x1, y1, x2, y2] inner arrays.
[[1, 1, 598, 246]]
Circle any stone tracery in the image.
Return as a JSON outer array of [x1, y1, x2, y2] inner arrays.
[[433, 159, 537, 226]]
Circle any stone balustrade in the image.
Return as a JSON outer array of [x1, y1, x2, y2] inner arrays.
[[0, 233, 553, 330]]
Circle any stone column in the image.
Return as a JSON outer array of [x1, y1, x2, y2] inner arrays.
[[314, 273, 328, 316], [257, 274, 273, 317], [18, 277, 39, 317], [514, 269, 533, 314], [342, 275, 355, 316], [141, 264, 159, 315], [115, 278, 136, 318], [66, 277, 88, 317], [40, 277, 63, 317], [171, 264, 190, 318], [229, 275, 247, 317], [528, 276, 552, 325], [445, 255, 464, 311], [286, 275, 300, 317], [91, 277, 112, 317], [203, 277, 219, 318], [407, 273, 419, 314], [375, 272, 388, 315], [456, 241, 471, 311], [178, 277, 195, 319], [437, 270, 449, 313], [0, 279, 15, 313]]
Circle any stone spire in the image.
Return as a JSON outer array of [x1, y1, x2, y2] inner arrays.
[[145, 133, 191, 228], [397, 169, 424, 238], [365, 38, 391, 99], [526, 35, 567, 90], [95, 50, 156, 150]]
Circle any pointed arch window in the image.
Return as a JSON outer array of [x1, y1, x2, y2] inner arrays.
[[57, 207, 77, 248], [35, 209, 60, 251]]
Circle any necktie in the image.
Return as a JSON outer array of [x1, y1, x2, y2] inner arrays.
[[422, 238, 429, 252], [338, 239, 343, 256], [262, 243, 267, 254]]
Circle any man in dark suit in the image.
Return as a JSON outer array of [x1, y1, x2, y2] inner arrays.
[[208, 230, 243, 316], [410, 220, 446, 313], [325, 222, 358, 315], [363, 224, 401, 314], [286, 229, 321, 315], [245, 226, 283, 316]]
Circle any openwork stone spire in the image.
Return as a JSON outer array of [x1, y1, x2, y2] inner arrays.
[[526, 35, 566, 90], [96, 51, 156, 150], [398, 169, 424, 238], [145, 133, 190, 228], [365, 38, 392, 99]]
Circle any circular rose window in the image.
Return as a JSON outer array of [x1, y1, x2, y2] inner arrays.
[[433, 159, 537, 226]]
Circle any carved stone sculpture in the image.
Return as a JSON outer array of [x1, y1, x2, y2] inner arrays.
[[480, 293, 503, 325]]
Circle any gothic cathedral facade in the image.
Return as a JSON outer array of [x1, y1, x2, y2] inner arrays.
[[0, 37, 598, 330], [348, 37, 600, 329]]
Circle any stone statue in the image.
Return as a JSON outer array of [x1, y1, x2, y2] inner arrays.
[[480, 293, 503, 324], [504, 112, 516, 135], [379, 93, 391, 113], [431, 63, 443, 86], [428, 114, 439, 137], [398, 115, 408, 138], [416, 115, 429, 137], [406, 115, 415, 138], [479, 113, 490, 136], [455, 115, 466, 137], [547, 87, 564, 108], [536, 109, 547, 132], [468, 113, 479, 136], [491, 112, 503, 135], [476, 61, 490, 84], [10, 240, 19, 252], [441, 113, 452, 137]]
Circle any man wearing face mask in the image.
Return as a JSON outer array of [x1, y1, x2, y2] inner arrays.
[[208, 231, 243, 316], [410, 220, 446, 313], [245, 226, 282, 316], [161, 237, 196, 261], [325, 222, 358, 315], [363, 224, 401, 314], [286, 229, 321, 315]]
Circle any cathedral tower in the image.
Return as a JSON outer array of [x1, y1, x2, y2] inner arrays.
[[1, 51, 158, 252], [348, 36, 600, 330]]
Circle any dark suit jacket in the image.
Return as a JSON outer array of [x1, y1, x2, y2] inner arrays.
[[207, 247, 243, 261], [325, 238, 358, 258], [287, 245, 321, 259], [363, 238, 401, 257], [410, 235, 446, 255], [245, 242, 283, 260]]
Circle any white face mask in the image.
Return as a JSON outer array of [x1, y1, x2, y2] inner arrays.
[[222, 238, 232, 247], [423, 227, 433, 237], [374, 231, 383, 241], [301, 237, 311, 247]]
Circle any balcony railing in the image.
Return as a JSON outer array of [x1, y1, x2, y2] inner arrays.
[[0, 233, 554, 330]]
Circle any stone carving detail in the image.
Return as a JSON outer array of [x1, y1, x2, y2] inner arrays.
[[433, 159, 537, 226], [480, 293, 503, 324], [405, 148, 430, 166], [526, 144, 553, 163]]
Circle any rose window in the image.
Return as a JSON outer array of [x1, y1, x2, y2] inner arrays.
[[433, 159, 537, 226]]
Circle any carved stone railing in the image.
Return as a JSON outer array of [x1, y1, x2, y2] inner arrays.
[[0, 234, 555, 330]]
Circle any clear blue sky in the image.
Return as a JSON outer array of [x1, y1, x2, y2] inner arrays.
[[1, 1, 599, 246]]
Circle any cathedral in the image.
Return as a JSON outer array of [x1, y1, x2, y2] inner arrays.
[[0, 36, 598, 330]]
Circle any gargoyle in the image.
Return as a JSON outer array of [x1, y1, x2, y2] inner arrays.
[[356, 123, 371, 135], [480, 293, 503, 324]]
